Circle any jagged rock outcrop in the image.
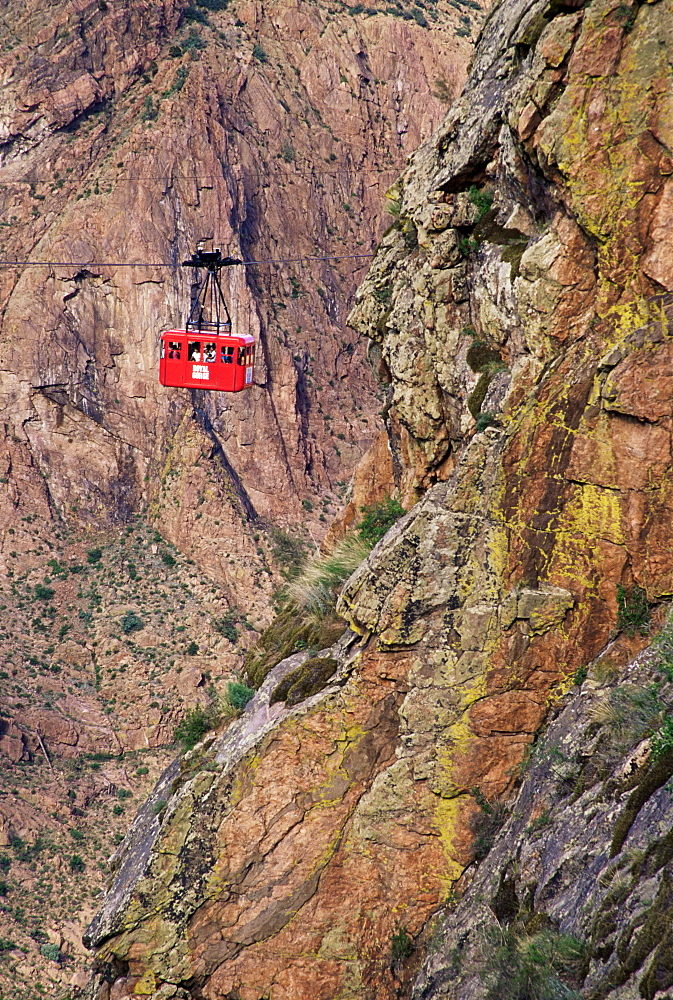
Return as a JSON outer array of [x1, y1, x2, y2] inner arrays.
[[412, 640, 673, 1000], [80, 0, 673, 997]]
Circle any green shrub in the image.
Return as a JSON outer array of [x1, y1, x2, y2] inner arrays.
[[112, 804, 124, 816], [86, 547, 102, 564], [616, 583, 649, 636], [0, 855, 10, 874], [174, 706, 217, 749], [183, 4, 209, 23], [141, 96, 159, 121], [40, 943, 60, 962], [213, 613, 238, 643], [373, 285, 392, 304], [187, 640, 199, 655], [168, 44, 183, 57], [69, 854, 85, 873], [475, 412, 497, 432], [117, 788, 132, 800], [161, 550, 176, 567], [469, 184, 494, 219], [47, 559, 68, 578], [182, 28, 206, 49], [121, 611, 144, 634], [358, 496, 405, 547], [151, 799, 167, 816], [459, 235, 480, 257], [33, 583, 54, 601], [226, 681, 255, 711], [0, 880, 9, 896], [391, 926, 413, 963], [281, 139, 296, 163], [0, 939, 16, 954], [651, 716, 673, 761], [253, 42, 268, 62]]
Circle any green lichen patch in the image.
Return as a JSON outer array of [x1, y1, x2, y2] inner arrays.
[[270, 656, 338, 707]]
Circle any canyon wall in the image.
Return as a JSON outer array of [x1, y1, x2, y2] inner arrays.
[[0, 0, 477, 610], [81, 0, 673, 999], [0, 0, 483, 995]]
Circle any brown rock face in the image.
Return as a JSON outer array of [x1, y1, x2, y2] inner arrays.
[[81, 0, 673, 998], [0, 0, 478, 607], [0, 0, 484, 993]]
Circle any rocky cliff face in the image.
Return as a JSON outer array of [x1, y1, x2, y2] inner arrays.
[[80, 0, 673, 999], [0, 0, 484, 994], [0, 0, 477, 603]]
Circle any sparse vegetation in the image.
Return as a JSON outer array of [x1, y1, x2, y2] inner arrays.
[[469, 184, 494, 219], [654, 608, 673, 681], [213, 612, 239, 643], [459, 235, 480, 257], [471, 789, 509, 861], [616, 583, 649, 636], [480, 925, 586, 1000], [121, 611, 144, 635], [174, 705, 218, 749], [226, 681, 255, 711], [141, 95, 159, 122], [253, 42, 268, 62], [391, 926, 414, 963], [245, 538, 367, 689]]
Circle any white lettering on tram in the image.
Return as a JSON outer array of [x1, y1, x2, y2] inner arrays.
[[191, 365, 210, 380]]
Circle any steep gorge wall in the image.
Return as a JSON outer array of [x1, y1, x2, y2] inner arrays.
[[80, 0, 673, 997], [0, 1, 486, 993], [0, 0, 477, 613]]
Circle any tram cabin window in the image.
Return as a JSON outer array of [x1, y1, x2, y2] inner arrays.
[[204, 342, 216, 363], [168, 341, 182, 359], [188, 342, 201, 362], [222, 345, 234, 364], [238, 346, 246, 365]]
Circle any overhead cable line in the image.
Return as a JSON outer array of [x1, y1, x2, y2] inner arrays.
[[0, 252, 376, 269]]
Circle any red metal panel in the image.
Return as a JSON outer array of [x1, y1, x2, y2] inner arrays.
[[159, 331, 254, 392]]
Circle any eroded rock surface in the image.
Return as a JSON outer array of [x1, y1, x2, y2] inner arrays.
[[81, 0, 673, 997]]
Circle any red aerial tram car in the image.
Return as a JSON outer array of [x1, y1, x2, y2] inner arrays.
[[159, 247, 255, 392]]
